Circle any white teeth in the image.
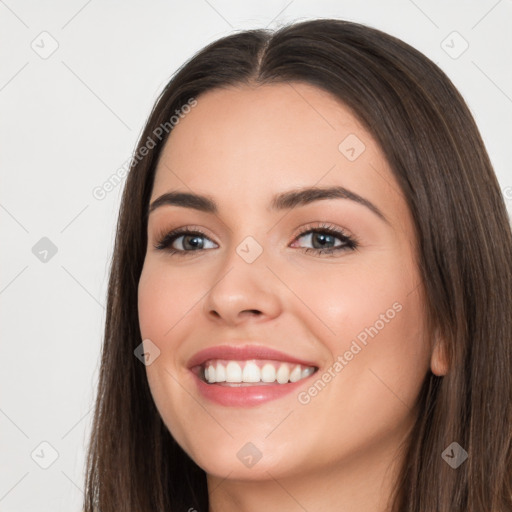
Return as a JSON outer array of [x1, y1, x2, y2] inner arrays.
[[242, 361, 261, 382], [289, 365, 302, 382], [276, 363, 290, 384], [225, 361, 242, 382], [216, 362, 226, 382], [261, 363, 276, 382], [207, 363, 216, 383], [301, 367, 315, 379], [201, 359, 316, 385]]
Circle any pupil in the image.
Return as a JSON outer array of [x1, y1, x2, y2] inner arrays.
[[314, 233, 333, 248], [185, 235, 203, 250]]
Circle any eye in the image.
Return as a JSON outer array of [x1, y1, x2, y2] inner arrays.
[[290, 222, 358, 256], [153, 222, 359, 257], [153, 226, 216, 255]]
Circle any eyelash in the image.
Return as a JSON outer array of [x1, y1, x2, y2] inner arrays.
[[153, 222, 359, 257]]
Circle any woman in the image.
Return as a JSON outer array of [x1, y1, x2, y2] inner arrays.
[[83, 18, 512, 512]]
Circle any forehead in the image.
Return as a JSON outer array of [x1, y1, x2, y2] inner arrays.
[[150, 82, 402, 222]]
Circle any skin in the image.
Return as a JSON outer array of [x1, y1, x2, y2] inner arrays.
[[137, 82, 448, 512]]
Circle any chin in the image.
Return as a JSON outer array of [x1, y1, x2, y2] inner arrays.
[[181, 434, 303, 480]]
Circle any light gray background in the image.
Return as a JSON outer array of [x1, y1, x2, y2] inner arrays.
[[1, 1, 511, 510]]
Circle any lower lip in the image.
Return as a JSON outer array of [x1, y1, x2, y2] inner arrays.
[[190, 370, 315, 407]]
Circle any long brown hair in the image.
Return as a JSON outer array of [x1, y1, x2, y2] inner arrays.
[[83, 19, 512, 512]]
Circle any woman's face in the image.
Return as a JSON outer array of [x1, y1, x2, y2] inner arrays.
[[138, 82, 438, 482]]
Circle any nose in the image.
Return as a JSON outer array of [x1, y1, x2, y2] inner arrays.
[[202, 257, 282, 327]]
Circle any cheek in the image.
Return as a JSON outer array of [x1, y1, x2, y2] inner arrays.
[[138, 260, 199, 344], [137, 261, 199, 450], [292, 287, 429, 466], [286, 251, 419, 347], [138, 265, 167, 342], [290, 248, 430, 412]]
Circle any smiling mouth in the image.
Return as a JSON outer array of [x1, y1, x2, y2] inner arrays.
[[196, 359, 319, 386]]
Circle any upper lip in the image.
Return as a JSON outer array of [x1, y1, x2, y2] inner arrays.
[[187, 344, 319, 369]]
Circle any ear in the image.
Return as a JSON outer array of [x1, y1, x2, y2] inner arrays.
[[430, 331, 449, 376]]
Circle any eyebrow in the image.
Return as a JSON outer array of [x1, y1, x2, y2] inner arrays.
[[148, 186, 389, 224]]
